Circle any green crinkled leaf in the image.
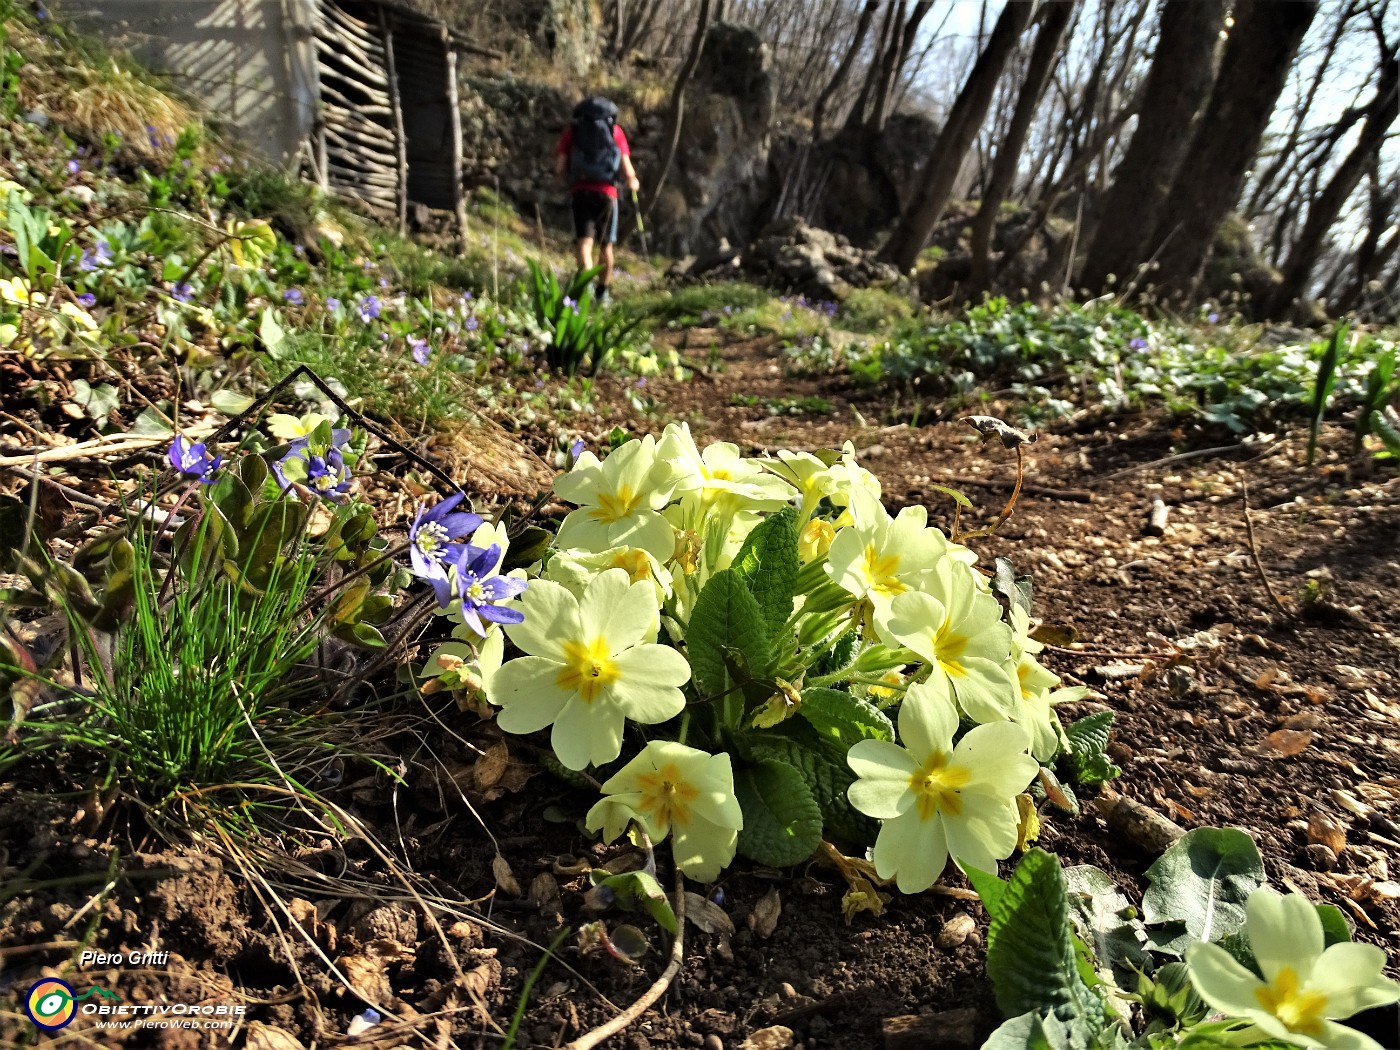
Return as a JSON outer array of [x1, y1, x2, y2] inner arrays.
[[731, 505, 799, 639], [1064, 711, 1120, 787], [746, 721, 876, 846], [686, 569, 770, 697], [70, 378, 121, 422], [1142, 828, 1264, 953], [797, 687, 894, 748], [733, 759, 823, 867], [984, 849, 1109, 1032], [979, 1011, 1076, 1050], [965, 864, 1009, 920]]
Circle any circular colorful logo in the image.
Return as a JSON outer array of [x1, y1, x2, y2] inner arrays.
[[25, 978, 77, 1030]]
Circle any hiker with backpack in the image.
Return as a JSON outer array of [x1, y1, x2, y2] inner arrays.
[[554, 96, 639, 302]]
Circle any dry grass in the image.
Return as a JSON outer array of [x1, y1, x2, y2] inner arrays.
[[11, 18, 199, 163]]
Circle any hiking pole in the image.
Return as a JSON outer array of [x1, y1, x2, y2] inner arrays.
[[631, 189, 649, 257]]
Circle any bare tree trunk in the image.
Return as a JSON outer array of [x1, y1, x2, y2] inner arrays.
[[968, 0, 1074, 294], [1149, 0, 1319, 300], [812, 0, 879, 142], [868, 1, 932, 133], [879, 0, 1035, 271], [642, 0, 713, 217], [845, 0, 899, 133], [1077, 0, 1227, 293], [1333, 162, 1400, 313], [1267, 47, 1399, 315]]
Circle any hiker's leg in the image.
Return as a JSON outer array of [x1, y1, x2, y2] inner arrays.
[[576, 237, 595, 272], [600, 243, 615, 289]]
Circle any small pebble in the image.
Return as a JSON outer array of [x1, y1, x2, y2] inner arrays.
[[936, 912, 978, 949], [704, 1036, 724, 1050]]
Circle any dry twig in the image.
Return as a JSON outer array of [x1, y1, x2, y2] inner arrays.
[[1241, 477, 1292, 620]]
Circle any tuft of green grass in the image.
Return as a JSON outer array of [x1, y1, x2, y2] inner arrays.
[[624, 281, 774, 327], [838, 287, 917, 333]]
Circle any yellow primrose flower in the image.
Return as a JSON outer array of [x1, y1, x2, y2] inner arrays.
[[586, 740, 743, 882], [763, 449, 839, 519], [0, 276, 40, 307], [657, 423, 791, 512], [799, 518, 836, 562], [825, 487, 949, 608], [1186, 887, 1400, 1050], [1005, 606, 1078, 762], [267, 411, 333, 442], [555, 436, 677, 559], [545, 545, 673, 610], [823, 441, 882, 526], [488, 569, 690, 770], [846, 682, 1037, 893], [875, 562, 1017, 723]]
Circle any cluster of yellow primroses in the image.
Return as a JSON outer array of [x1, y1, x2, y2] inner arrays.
[[422, 425, 1086, 890]]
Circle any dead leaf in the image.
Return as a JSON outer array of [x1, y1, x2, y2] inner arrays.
[[685, 893, 736, 937], [1254, 667, 1280, 689], [530, 872, 562, 916], [839, 879, 891, 924], [1029, 622, 1077, 647], [1307, 812, 1347, 855], [245, 1023, 307, 1050], [962, 414, 1037, 448], [748, 886, 782, 939], [473, 742, 510, 791], [739, 1025, 794, 1050], [492, 855, 521, 896], [335, 938, 412, 1005], [1265, 729, 1312, 757]]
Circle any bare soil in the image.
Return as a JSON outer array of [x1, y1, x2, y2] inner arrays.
[[3, 332, 1399, 1050]]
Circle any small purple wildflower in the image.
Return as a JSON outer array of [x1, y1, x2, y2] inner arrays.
[[171, 282, 194, 303], [301, 449, 353, 501], [283, 288, 304, 305], [1207, 311, 1219, 324], [409, 493, 484, 604], [79, 239, 113, 272], [568, 438, 585, 465], [357, 295, 381, 322], [66, 159, 79, 175], [410, 336, 431, 364], [378, 276, 390, 289], [562, 296, 576, 310], [167, 434, 222, 483], [464, 317, 479, 332], [1129, 337, 1147, 350], [325, 296, 340, 311], [634, 376, 647, 389], [77, 293, 96, 307], [447, 544, 528, 630]]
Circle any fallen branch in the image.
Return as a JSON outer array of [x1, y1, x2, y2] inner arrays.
[[0, 428, 210, 468], [565, 867, 687, 1050], [947, 476, 1094, 503], [1095, 440, 1265, 483]]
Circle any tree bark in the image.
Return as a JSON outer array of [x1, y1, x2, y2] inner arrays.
[[867, 1, 933, 134], [879, 0, 1036, 272], [1148, 0, 1319, 300], [845, 0, 899, 133], [968, 0, 1074, 294], [811, 0, 878, 142], [1266, 49, 1399, 316], [642, 0, 713, 218], [1077, 0, 1227, 294]]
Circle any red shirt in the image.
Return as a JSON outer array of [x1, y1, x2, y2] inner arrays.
[[556, 124, 630, 199]]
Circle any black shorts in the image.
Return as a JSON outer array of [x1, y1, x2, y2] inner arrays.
[[571, 191, 618, 243]]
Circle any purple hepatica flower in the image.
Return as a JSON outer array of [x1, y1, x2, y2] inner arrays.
[[1207, 311, 1219, 324], [79, 238, 113, 272], [66, 159, 79, 175], [1129, 337, 1147, 350], [378, 277, 390, 289], [358, 295, 381, 322], [167, 434, 222, 483], [634, 376, 647, 389], [171, 282, 194, 303], [449, 544, 527, 631], [283, 288, 304, 305], [569, 437, 585, 462], [409, 493, 484, 604], [304, 449, 353, 501], [325, 296, 340, 312], [77, 292, 96, 307], [410, 336, 431, 364], [464, 317, 479, 333]]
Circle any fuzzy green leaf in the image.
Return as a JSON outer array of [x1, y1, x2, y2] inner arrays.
[[745, 723, 876, 846], [731, 505, 800, 639], [1064, 711, 1120, 787], [1142, 828, 1264, 953], [734, 759, 823, 867], [797, 687, 894, 748], [984, 849, 1108, 1031], [686, 569, 770, 697]]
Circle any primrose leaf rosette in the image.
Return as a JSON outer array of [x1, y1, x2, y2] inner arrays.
[[846, 682, 1038, 893], [486, 569, 689, 770], [1186, 887, 1400, 1050]]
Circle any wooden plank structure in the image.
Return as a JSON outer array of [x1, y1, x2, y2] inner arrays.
[[312, 0, 491, 243]]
